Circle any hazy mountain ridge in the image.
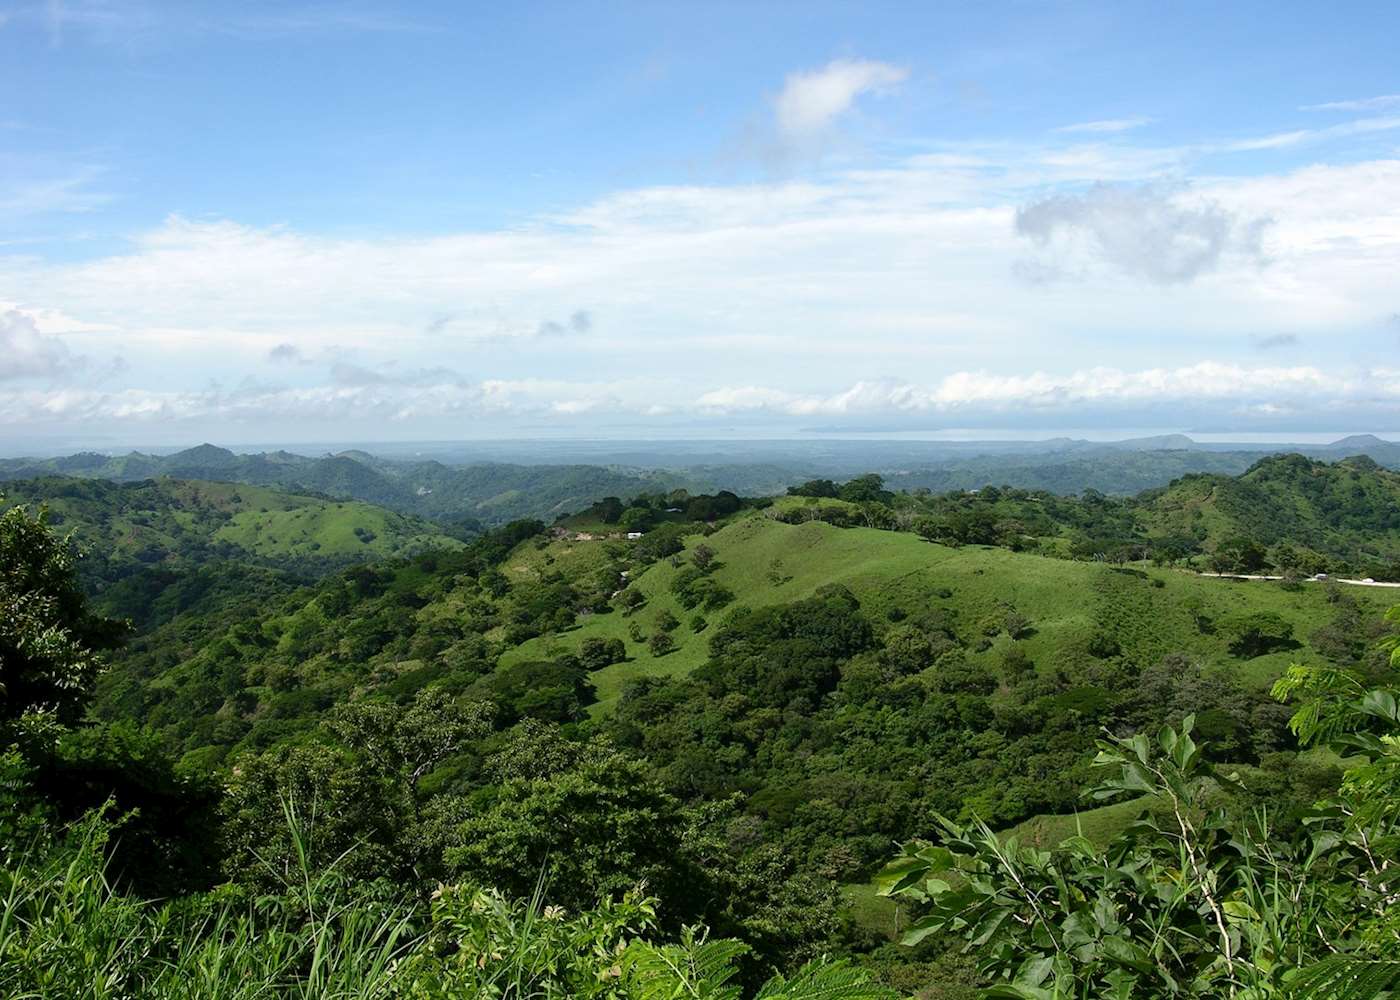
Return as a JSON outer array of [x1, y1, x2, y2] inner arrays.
[[0, 445, 693, 528], [2, 435, 1397, 527]]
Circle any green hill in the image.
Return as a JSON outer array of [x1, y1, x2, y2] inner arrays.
[[92, 498, 1393, 815], [871, 453, 1400, 578], [6, 437, 1398, 533], [1136, 453, 1400, 567], [0, 476, 462, 607], [502, 509, 1392, 711]]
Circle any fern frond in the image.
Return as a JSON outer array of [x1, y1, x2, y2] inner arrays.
[[753, 959, 898, 999], [621, 928, 748, 999], [1288, 956, 1400, 1000]]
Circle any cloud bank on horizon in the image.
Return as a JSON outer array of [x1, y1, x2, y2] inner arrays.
[[3, 1, 1400, 445]]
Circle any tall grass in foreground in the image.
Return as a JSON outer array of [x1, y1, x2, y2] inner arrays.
[[0, 805, 416, 1000], [0, 803, 895, 999]]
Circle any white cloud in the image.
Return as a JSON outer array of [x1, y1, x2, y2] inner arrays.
[[773, 58, 907, 138], [0, 309, 83, 381], [1053, 117, 1152, 134], [1220, 115, 1400, 152], [0, 362, 1386, 429], [1223, 130, 1313, 152], [5, 156, 1396, 365], [695, 364, 1361, 416], [0, 165, 109, 220], [27, 0, 420, 48], [1303, 94, 1400, 113], [0, 373, 678, 431], [1015, 183, 1269, 284], [5, 132, 1400, 438]]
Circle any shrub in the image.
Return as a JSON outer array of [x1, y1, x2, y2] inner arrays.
[[648, 632, 676, 656], [578, 636, 626, 671]]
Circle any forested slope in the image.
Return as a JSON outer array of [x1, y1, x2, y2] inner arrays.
[[1136, 453, 1400, 567], [0, 477, 461, 622]]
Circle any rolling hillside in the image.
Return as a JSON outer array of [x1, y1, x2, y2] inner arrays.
[[0, 476, 462, 604], [500, 507, 1394, 712], [92, 477, 1398, 764]]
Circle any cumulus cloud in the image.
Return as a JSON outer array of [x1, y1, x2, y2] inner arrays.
[[0, 373, 670, 434], [267, 342, 304, 363], [12, 153, 1397, 374], [5, 138, 1400, 439], [1253, 333, 1299, 350], [1015, 183, 1270, 284], [1, 360, 1396, 441], [687, 363, 1400, 433], [773, 58, 907, 138], [0, 309, 83, 381]]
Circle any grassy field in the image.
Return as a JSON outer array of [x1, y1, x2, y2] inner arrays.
[[213, 499, 458, 560], [502, 533, 625, 582], [841, 881, 911, 942], [499, 511, 1394, 715], [1000, 796, 1151, 849]]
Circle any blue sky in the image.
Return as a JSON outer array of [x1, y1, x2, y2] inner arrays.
[[3, 0, 1400, 447]]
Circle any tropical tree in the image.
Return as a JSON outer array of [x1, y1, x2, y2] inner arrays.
[[1, 499, 126, 729], [441, 730, 696, 914]]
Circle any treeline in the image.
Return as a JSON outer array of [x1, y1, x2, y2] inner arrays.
[[779, 453, 1400, 578], [574, 486, 760, 530]]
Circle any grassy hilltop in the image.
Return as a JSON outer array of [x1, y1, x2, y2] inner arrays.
[[503, 504, 1390, 711]]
